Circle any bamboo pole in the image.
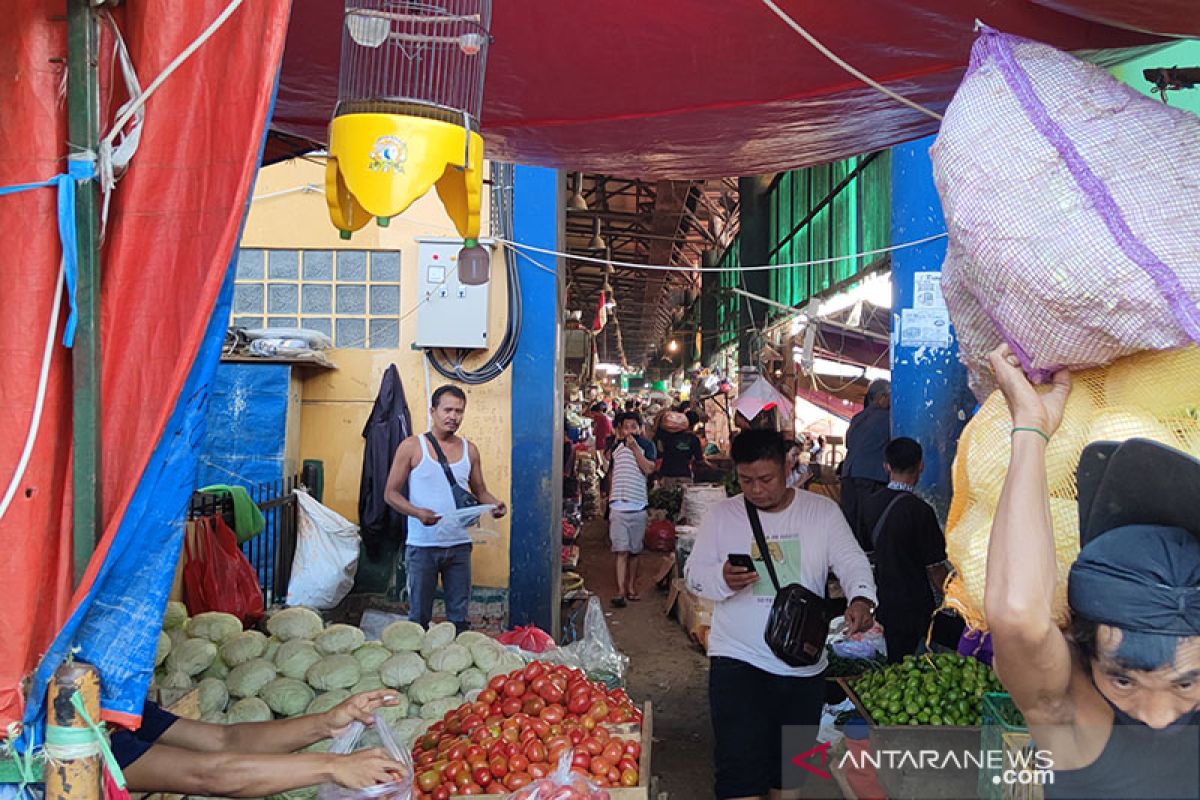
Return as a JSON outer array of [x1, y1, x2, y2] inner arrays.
[[44, 663, 102, 800]]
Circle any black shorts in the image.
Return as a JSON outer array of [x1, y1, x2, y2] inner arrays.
[[708, 656, 826, 799]]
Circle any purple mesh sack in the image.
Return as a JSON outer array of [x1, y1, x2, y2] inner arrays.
[[932, 28, 1200, 395]]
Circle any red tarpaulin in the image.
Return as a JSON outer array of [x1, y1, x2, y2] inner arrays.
[[0, 0, 290, 728], [269, 0, 1180, 177]]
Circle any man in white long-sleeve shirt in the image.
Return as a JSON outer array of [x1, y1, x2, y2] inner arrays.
[[685, 429, 877, 800]]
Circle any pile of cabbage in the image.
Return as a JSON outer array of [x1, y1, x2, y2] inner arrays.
[[154, 604, 525, 746]]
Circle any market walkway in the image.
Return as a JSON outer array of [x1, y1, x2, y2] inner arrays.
[[575, 519, 714, 800]]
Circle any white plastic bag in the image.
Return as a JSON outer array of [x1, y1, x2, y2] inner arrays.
[[287, 490, 361, 609], [317, 712, 413, 800]]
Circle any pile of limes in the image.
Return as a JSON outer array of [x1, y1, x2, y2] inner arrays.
[[852, 653, 1003, 727]]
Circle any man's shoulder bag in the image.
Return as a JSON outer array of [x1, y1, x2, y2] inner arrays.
[[745, 498, 829, 667], [425, 433, 480, 510]]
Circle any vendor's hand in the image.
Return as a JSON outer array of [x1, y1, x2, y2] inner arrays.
[[322, 689, 402, 737], [490, 501, 507, 519], [722, 560, 759, 593], [987, 344, 1072, 436], [327, 748, 408, 789], [845, 597, 876, 635], [414, 508, 442, 526]]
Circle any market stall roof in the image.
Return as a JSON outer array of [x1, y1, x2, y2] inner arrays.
[[267, 0, 1177, 177]]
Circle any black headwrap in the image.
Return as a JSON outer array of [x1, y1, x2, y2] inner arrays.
[[1068, 525, 1200, 637]]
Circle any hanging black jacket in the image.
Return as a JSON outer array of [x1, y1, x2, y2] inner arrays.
[[358, 364, 413, 560]]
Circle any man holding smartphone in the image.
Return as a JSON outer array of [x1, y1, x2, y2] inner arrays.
[[605, 412, 657, 607], [685, 430, 876, 800]]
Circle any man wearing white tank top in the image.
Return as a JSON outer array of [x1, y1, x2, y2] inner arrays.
[[384, 385, 506, 632]]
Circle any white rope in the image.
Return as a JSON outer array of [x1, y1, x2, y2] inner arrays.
[[252, 183, 323, 202], [42, 739, 104, 763], [757, 0, 944, 122], [500, 232, 948, 274], [0, 262, 66, 523], [96, 0, 245, 231]]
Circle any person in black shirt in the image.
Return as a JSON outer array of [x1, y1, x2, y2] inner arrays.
[[859, 437, 950, 663], [654, 425, 705, 487]]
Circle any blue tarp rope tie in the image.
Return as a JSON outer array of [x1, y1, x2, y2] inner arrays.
[[0, 157, 97, 348]]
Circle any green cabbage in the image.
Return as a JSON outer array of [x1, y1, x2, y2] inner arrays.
[[408, 671, 460, 704], [379, 652, 426, 689], [197, 677, 230, 716], [457, 667, 486, 694], [352, 643, 391, 672], [227, 697, 273, 723], [159, 669, 193, 691], [389, 718, 426, 748], [381, 620, 424, 652], [200, 710, 227, 725], [226, 658, 278, 698], [469, 641, 502, 672], [419, 696, 463, 720], [420, 623, 457, 659], [201, 657, 230, 681], [455, 631, 489, 649], [274, 640, 323, 681], [162, 601, 189, 631], [167, 638, 218, 676], [305, 689, 351, 716], [261, 677, 316, 717], [427, 643, 471, 674], [376, 697, 411, 724], [315, 624, 365, 655], [154, 631, 172, 668], [185, 612, 243, 644], [266, 607, 323, 642], [219, 631, 267, 667], [351, 674, 385, 695], [306, 655, 361, 691]]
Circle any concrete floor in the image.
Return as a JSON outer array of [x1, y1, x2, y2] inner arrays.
[[575, 518, 716, 800]]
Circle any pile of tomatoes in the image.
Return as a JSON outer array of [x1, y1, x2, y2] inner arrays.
[[410, 663, 643, 799]]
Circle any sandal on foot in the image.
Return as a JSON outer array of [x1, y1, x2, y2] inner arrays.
[[610, 596, 627, 608]]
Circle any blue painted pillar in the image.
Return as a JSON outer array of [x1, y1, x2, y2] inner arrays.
[[508, 165, 563, 632], [890, 138, 974, 520]]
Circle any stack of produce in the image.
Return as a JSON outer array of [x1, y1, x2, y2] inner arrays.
[[576, 453, 602, 519], [154, 604, 525, 745], [851, 653, 1003, 727], [410, 663, 642, 799], [945, 346, 1200, 628], [823, 647, 885, 679]]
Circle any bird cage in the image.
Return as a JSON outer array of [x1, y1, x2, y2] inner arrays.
[[326, 0, 492, 256]]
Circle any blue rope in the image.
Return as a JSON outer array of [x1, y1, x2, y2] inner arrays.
[[0, 158, 96, 348]]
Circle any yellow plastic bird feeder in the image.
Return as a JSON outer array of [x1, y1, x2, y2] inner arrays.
[[327, 1, 492, 271]]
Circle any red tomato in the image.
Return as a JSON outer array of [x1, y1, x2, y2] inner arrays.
[[588, 700, 610, 720], [417, 770, 439, 792], [509, 753, 530, 773], [568, 728, 585, 745], [580, 736, 603, 756], [538, 683, 565, 704], [454, 769, 474, 789], [601, 741, 624, 764], [566, 693, 591, 715], [524, 662, 546, 681], [503, 679, 527, 698], [525, 740, 547, 763], [619, 756, 639, 774], [469, 725, 488, 745], [523, 696, 546, 716], [506, 742, 524, 759], [590, 756, 612, 776], [624, 741, 641, 759], [530, 718, 551, 740], [459, 783, 483, 796], [531, 675, 551, 693], [443, 760, 465, 782], [528, 761, 551, 779], [447, 744, 466, 762], [488, 675, 508, 692], [431, 786, 450, 800], [488, 756, 508, 778], [580, 715, 597, 731], [465, 745, 486, 765], [477, 688, 498, 705], [591, 727, 609, 743], [501, 697, 524, 717], [539, 704, 565, 725], [620, 767, 639, 787], [503, 771, 532, 791], [571, 751, 591, 770], [471, 766, 492, 787]]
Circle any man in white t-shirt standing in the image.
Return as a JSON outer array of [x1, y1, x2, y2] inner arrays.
[[384, 385, 507, 633], [605, 412, 657, 608], [685, 429, 877, 800]]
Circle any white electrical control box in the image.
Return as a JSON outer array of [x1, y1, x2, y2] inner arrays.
[[414, 237, 494, 349]]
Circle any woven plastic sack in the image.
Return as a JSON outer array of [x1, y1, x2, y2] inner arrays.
[[943, 347, 1200, 629], [932, 28, 1200, 393]]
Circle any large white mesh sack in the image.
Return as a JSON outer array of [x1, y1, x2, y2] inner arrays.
[[932, 28, 1200, 395]]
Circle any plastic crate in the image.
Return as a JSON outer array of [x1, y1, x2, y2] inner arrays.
[[979, 692, 1044, 800]]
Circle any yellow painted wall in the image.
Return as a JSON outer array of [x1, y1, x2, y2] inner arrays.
[[240, 158, 512, 587]]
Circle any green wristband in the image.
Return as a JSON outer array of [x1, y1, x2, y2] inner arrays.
[[1011, 426, 1051, 444]]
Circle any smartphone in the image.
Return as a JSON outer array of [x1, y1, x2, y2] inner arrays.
[[727, 553, 755, 571]]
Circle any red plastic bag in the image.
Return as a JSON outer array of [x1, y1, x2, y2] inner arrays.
[[183, 516, 264, 625], [496, 623, 556, 653], [644, 520, 677, 553]]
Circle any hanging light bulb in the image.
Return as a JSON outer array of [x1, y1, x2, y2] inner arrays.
[[568, 173, 588, 211], [667, 339, 680, 354], [586, 218, 606, 251]]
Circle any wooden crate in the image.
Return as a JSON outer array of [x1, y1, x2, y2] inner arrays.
[[838, 678, 982, 800], [451, 702, 654, 800]]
